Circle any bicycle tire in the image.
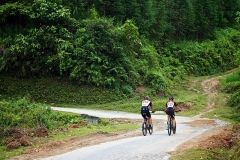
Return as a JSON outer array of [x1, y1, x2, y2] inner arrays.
[[148, 124, 153, 135], [142, 122, 147, 136], [168, 118, 172, 136], [173, 123, 176, 134]]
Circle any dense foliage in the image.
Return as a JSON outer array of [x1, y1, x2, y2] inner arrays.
[[0, 1, 240, 158], [0, 97, 83, 138], [221, 71, 240, 122], [0, 0, 240, 94], [161, 28, 240, 76]]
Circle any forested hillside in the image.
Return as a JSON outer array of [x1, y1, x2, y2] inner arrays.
[[0, 0, 240, 94], [1, 1, 240, 158]]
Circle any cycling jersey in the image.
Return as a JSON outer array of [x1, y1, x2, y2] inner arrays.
[[165, 101, 177, 117], [141, 100, 152, 111], [166, 101, 177, 109], [141, 100, 152, 118]]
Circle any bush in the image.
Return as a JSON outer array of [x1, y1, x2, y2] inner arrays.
[[227, 91, 240, 110], [144, 71, 168, 93], [226, 71, 240, 83], [122, 85, 133, 95], [225, 71, 240, 111], [0, 97, 82, 130], [222, 81, 240, 93]]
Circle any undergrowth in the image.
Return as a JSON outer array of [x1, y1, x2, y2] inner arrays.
[[0, 75, 127, 105], [0, 97, 83, 131]]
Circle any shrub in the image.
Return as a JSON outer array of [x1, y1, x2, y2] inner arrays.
[[0, 97, 82, 130]]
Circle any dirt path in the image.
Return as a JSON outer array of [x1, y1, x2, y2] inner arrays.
[[193, 77, 219, 118], [175, 76, 234, 152]]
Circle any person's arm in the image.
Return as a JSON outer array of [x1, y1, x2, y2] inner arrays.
[[151, 106, 155, 113], [150, 102, 155, 113], [174, 102, 181, 111]]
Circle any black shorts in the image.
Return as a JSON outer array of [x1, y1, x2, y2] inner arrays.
[[166, 107, 175, 118], [141, 110, 151, 118]]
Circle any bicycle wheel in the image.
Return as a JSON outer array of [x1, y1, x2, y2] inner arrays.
[[142, 122, 147, 136], [168, 118, 172, 136], [148, 124, 153, 135], [173, 122, 176, 134]]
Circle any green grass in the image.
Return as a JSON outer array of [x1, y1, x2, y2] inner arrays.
[[202, 92, 237, 123], [170, 144, 240, 160], [0, 146, 24, 160], [0, 76, 126, 105], [48, 123, 139, 141], [55, 79, 207, 117], [0, 119, 139, 160], [170, 148, 228, 160], [226, 72, 240, 83]]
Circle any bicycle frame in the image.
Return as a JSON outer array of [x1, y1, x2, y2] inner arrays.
[[142, 116, 153, 136], [167, 114, 176, 136], [167, 116, 172, 136], [144, 117, 149, 126]]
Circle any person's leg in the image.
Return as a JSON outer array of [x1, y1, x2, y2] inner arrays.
[[166, 109, 173, 129], [172, 118, 176, 127], [166, 114, 170, 129], [149, 117, 152, 126], [141, 112, 146, 123], [172, 111, 176, 127], [167, 115, 170, 121], [145, 111, 152, 126], [142, 117, 145, 123], [147, 111, 152, 126]]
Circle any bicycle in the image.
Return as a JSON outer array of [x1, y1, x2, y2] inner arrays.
[[167, 114, 176, 136], [142, 115, 153, 136]]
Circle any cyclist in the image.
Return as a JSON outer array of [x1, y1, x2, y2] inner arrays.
[[141, 96, 155, 128], [165, 96, 180, 129]]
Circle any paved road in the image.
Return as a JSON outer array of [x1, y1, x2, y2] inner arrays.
[[38, 107, 215, 160]]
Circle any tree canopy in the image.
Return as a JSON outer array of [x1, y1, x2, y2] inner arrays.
[[0, 0, 240, 93]]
